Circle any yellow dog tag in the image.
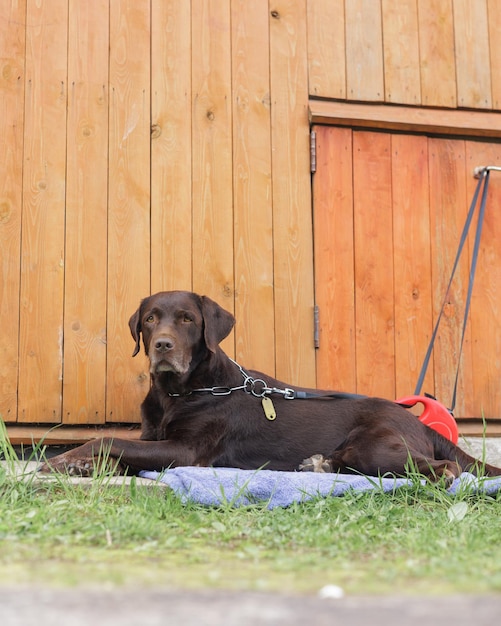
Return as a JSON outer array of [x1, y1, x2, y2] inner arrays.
[[262, 396, 277, 420]]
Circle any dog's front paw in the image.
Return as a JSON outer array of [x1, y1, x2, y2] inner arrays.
[[298, 454, 333, 473], [39, 454, 95, 477], [39, 451, 125, 477]]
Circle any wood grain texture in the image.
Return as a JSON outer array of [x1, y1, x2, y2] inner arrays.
[[18, 0, 68, 422], [428, 138, 471, 416], [417, 0, 457, 108], [309, 100, 501, 137], [313, 128, 501, 419], [382, 0, 421, 104], [345, 0, 384, 101], [151, 0, 192, 293], [306, 0, 346, 98], [353, 131, 395, 398], [191, 0, 235, 338], [107, 0, 151, 422], [0, 0, 26, 421], [488, 0, 501, 109], [313, 126, 356, 392], [6, 425, 141, 446], [231, 0, 275, 373], [453, 0, 492, 109], [391, 134, 434, 399], [466, 142, 501, 417], [63, 0, 108, 424], [270, 0, 316, 386], [307, 0, 501, 111]]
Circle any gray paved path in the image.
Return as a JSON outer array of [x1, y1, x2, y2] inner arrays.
[[1, 588, 501, 626]]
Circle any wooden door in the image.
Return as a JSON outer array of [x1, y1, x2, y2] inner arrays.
[[313, 125, 501, 422]]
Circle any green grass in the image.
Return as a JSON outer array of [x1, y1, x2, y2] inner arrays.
[[1, 420, 501, 596]]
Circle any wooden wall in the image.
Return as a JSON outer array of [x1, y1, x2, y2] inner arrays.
[[0, 0, 314, 428], [1, 0, 501, 432], [308, 0, 501, 110]]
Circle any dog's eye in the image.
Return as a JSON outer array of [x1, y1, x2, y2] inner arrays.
[[145, 315, 155, 323], [182, 314, 193, 323]]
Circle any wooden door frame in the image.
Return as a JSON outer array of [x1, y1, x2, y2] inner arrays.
[[309, 100, 501, 139]]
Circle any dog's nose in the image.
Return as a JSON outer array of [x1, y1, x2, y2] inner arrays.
[[154, 337, 174, 353]]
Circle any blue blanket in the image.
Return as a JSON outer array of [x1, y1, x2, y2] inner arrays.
[[138, 467, 501, 508]]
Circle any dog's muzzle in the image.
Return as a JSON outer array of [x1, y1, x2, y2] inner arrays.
[[149, 336, 191, 376]]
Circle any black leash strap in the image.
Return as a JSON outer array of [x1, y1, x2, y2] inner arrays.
[[414, 169, 491, 412], [294, 390, 367, 401]]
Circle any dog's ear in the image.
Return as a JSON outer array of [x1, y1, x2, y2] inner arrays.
[[128, 304, 142, 357], [200, 295, 235, 353]]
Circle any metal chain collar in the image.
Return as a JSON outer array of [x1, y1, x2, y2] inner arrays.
[[168, 358, 296, 399]]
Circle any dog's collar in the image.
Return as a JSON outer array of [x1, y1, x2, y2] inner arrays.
[[229, 359, 296, 399], [168, 358, 296, 400], [167, 358, 369, 404]]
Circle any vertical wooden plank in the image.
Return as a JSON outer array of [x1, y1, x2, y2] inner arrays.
[[18, 0, 68, 423], [307, 0, 346, 99], [63, 0, 108, 424], [382, 0, 421, 105], [151, 0, 192, 293], [0, 0, 25, 422], [107, 0, 151, 422], [270, 0, 316, 386], [487, 0, 501, 109], [313, 126, 356, 392], [231, 0, 275, 373], [191, 0, 234, 334], [345, 0, 384, 102], [453, 0, 492, 109], [428, 139, 472, 416], [466, 142, 501, 418], [392, 134, 434, 398], [353, 131, 395, 398], [418, 0, 457, 108]]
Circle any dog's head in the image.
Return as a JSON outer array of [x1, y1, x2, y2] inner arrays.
[[128, 290, 235, 377]]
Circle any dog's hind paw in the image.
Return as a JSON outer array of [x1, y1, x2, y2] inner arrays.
[[441, 468, 456, 489], [298, 454, 333, 473]]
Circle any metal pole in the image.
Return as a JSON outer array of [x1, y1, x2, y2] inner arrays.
[[473, 165, 501, 178]]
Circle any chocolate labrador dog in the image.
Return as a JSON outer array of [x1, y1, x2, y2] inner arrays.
[[41, 290, 501, 482]]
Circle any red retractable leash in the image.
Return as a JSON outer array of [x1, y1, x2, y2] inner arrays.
[[395, 395, 458, 444], [396, 167, 493, 443]]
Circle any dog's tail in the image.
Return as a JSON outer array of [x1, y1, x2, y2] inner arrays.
[[431, 429, 501, 477]]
